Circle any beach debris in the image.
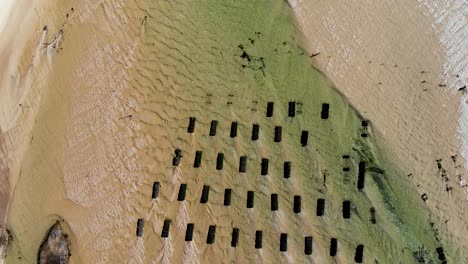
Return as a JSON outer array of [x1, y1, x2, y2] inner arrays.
[[42, 29, 64, 53], [310, 52, 321, 58], [140, 16, 147, 27], [412, 245, 429, 263], [457, 85, 466, 91], [451, 155, 457, 162], [445, 185, 453, 194], [421, 193, 428, 202], [119, 115, 133, 120], [238, 42, 266, 74]]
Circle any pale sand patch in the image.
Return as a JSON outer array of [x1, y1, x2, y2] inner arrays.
[[0, 0, 15, 34], [289, 0, 468, 249]]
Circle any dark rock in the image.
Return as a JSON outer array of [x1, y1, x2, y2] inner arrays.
[[0, 226, 11, 258], [37, 221, 70, 264]]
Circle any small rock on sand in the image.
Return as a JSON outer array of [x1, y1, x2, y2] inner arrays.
[[37, 221, 70, 264]]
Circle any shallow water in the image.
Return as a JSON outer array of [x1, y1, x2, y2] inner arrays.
[[3, 0, 464, 263]]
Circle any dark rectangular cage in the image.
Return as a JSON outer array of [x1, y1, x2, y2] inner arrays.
[[200, 185, 210, 203], [209, 120, 218, 136], [177, 184, 187, 201], [136, 219, 144, 237], [230, 122, 238, 138], [252, 124, 259, 141], [266, 102, 274, 117], [321, 103, 330, 119], [185, 223, 194, 241], [187, 117, 196, 133], [274, 126, 282, 142], [305, 236, 313, 255], [152, 182, 160, 199], [161, 219, 171, 238], [255, 231, 263, 249], [239, 156, 247, 172], [206, 225, 216, 244], [280, 233, 288, 252]]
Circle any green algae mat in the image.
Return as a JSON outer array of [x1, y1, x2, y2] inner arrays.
[[129, 0, 456, 262]]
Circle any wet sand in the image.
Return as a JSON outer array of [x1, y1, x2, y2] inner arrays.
[[0, 0, 466, 263], [289, 0, 468, 253]]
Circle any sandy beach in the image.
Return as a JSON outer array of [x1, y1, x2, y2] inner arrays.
[[0, 0, 466, 263], [290, 0, 468, 251]]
